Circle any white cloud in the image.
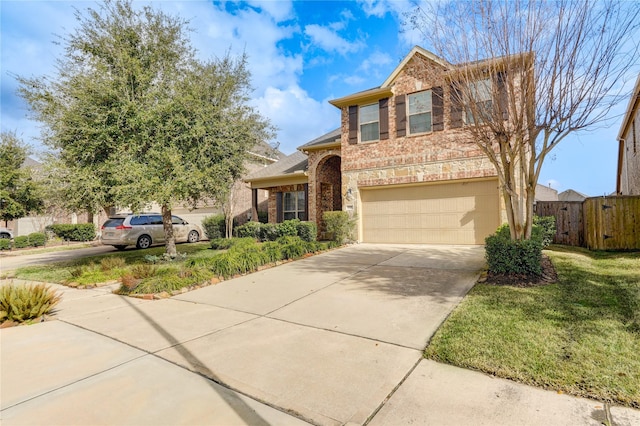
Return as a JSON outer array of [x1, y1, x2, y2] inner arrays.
[[304, 24, 364, 56], [358, 51, 393, 72], [356, 0, 425, 47], [252, 85, 340, 154], [246, 0, 294, 22]]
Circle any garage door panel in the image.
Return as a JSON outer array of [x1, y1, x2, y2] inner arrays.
[[361, 180, 499, 245]]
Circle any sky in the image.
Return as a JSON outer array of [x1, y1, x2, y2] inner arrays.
[[1, 0, 638, 197]]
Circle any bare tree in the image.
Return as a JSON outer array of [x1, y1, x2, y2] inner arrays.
[[410, 0, 640, 239]]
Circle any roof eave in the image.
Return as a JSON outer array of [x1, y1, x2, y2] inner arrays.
[[617, 74, 640, 141], [329, 87, 393, 109], [299, 140, 341, 152], [245, 172, 308, 188]]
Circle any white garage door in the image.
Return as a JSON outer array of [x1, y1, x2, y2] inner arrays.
[[360, 179, 500, 245]]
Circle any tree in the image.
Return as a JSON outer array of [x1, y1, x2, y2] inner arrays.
[[0, 132, 44, 226], [17, 0, 273, 256], [410, 0, 640, 240]]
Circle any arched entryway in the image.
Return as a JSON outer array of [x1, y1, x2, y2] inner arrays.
[[315, 155, 342, 236]]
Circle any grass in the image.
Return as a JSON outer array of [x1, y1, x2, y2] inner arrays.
[[425, 245, 640, 408], [13, 242, 211, 285]]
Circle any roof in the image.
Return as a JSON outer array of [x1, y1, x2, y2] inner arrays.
[[298, 128, 341, 151], [535, 184, 558, 202], [558, 189, 588, 202], [245, 150, 308, 182], [248, 140, 283, 163], [617, 74, 640, 141]]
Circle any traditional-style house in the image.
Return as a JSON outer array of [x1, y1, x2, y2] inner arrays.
[[246, 46, 532, 244], [617, 74, 640, 195]]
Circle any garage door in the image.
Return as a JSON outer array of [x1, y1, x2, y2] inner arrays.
[[360, 179, 500, 244]]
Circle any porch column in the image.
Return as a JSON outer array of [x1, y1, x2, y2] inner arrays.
[[251, 188, 258, 222]]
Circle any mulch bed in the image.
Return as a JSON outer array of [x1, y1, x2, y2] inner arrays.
[[482, 255, 558, 287]]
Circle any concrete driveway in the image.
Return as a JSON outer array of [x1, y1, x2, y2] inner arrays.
[[4, 243, 636, 425]]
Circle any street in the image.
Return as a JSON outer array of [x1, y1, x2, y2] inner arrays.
[[0, 245, 116, 273]]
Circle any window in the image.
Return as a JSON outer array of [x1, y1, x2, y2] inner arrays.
[[359, 103, 379, 142], [466, 78, 493, 125], [283, 191, 306, 220], [130, 216, 149, 225], [408, 90, 432, 134]]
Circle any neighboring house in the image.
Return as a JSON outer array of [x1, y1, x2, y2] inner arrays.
[[535, 184, 558, 202], [5, 157, 104, 237], [617, 74, 640, 195], [247, 46, 532, 245], [558, 189, 588, 202], [139, 142, 281, 231]]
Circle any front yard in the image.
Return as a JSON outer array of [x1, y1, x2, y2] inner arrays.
[[425, 245, 640, 407]]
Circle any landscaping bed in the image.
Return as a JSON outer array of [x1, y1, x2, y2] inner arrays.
[[11, 237, 337, 299], [425, 245, 640, 407]]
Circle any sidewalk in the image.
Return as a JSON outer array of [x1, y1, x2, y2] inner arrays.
[[2, 244, 639, 425]]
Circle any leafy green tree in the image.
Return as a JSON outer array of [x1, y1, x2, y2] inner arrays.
[[17, 0, 273, 256], [0, 132, 44, 226]]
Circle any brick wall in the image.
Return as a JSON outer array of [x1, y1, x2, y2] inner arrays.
[[306, 149, 342, 223], [267, 183, 307, 223]]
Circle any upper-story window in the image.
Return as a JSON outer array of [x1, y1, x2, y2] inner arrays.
[[466, 78, 493, 124], [359, 103, 380, 142], [408, 90, 432, 134]]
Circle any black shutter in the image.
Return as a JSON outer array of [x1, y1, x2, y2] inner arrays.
[[432, 87, 444, 132], [276, 192, 283, 223], [496, 71, 509, 120], [379, 98, 389, 140], [303, 184, 309, 221], [450, 83, 463, 128], [395, 94, 406, 137], [348, 106, 358, 144]]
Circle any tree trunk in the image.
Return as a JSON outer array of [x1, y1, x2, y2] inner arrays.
[[161, 204, 177, 258]]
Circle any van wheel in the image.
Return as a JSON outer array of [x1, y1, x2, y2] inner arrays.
[[187, 230, 200, 243], [114, 245, 127, 251], [136, 235, 152, 249]]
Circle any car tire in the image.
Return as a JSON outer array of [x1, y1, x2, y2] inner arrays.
[[114, 245, 127, 251], [187, 230, 200, 243], [136, 235, 152, 249]]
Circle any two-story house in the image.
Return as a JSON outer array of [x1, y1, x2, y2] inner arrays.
[[246, 46, 523, 245], [617, 74, 640, 195]]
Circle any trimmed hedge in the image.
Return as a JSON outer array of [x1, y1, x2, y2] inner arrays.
[[533, 215, 556, 248], [13, 236, 31, 249], [323, 211, 356, 244], [28, 232, 47, 247], [0, 239, 10, 250], [201, 214, 226, 240], [46, 224, 96, 241], [485, 224, 543, 276], [233, 219, 317, 243]]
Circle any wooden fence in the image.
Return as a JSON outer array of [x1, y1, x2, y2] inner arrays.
[[536, 196, 640, 250]]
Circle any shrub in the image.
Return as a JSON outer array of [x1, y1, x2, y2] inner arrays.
[[13, 236, 30, 249], [277, 235, 311, 260], [323, 211, 356, 244], [234, 221, 262, 240], [130, 263, 157, 279], [201, 214, 226, 240], [485, 224, 543, 276], [46, 224, 96, 241], [296, 221, 317, 242], [259, 223, 279, 242], [100, 256, 126, 271], [0, 283, 61, 323], [28, 232, 47, 247], [0, 239, 10, 250], [277, 219, 300, 238], [533, 215, 556, 248], [210, 238, 235, 250], [257, 211, 268, 223], [261, 241, 283, 263]]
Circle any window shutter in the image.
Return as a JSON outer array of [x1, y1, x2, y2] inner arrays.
[[395, 94, 406, 137], [449, 83, 463, 128], [379, 98, 389, 140], [432, 87, 444, 132], [497, 71, 509, 120], [303, 184, 309, 221], [276, 192, 283, 223], [348, 106, 358, 144]]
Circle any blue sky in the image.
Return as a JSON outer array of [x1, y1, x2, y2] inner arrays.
[[1, 0, 637, 196]]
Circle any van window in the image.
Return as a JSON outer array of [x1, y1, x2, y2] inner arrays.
[[130, 216, 149, 225], [149, 215, 163, 225]]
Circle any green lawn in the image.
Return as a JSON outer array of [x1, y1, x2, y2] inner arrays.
[[425, 245, 640, 408]]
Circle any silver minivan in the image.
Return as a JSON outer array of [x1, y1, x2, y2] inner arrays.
[[100, 213, 201, 250]]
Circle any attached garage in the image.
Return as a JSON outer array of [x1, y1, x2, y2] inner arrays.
[[360, 179, 500, 245]]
